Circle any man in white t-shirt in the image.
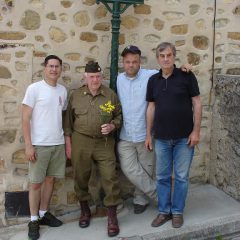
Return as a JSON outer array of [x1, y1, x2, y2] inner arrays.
[[22, 55, 67, 240]]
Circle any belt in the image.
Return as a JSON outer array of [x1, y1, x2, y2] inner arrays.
[[73, 130, 104, 139]]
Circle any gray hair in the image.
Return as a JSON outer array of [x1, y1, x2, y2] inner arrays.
[[155, 42, 176, 58], [84, 72, 103, 77]]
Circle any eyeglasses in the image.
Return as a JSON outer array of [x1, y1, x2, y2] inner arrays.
[[46, 65, 61, 69]]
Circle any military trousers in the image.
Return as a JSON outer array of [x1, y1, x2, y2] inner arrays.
[[71, 131, 122, 207]]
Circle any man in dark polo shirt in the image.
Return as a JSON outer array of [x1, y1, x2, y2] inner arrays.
[[145, 42, 202, 228]]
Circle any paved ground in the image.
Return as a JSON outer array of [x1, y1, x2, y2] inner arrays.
[[1, 184, 240, 240]]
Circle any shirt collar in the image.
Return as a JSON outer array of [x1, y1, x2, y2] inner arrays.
[[159, 64, 177, 78], [82, 85, 106, 97]]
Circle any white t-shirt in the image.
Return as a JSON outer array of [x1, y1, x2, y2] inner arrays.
[[22, 80, 68, 145]]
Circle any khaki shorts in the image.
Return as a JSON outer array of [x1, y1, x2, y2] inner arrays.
[[28, 145, 66, 183]]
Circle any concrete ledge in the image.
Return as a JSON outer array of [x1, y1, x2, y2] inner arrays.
[[2, 184, 240, 240], [140, 215, 240, 240]]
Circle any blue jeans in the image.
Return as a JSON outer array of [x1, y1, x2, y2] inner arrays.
[[155, 138, 194, 214]]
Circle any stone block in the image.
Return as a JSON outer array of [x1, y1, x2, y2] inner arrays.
[[0, 130, 17, 144], [0, 159, 5, 172], [49, 26, 67, 43], [60, 1, 73, 8], [187, 52, 200, 66], [82, 0, 95, 6], [228, 32, 240, 40], [67, 191, 78, 204], [225, 54, 240, 63], [189, 4, 200, 15], [3, 101, 17, 114], [0, 31, 26, 40], [8, 184, 24, 192], [53, 179, 63, 191], [62, 76, 71, 85], [62, 63, 70, 71], [64, 53, 81, 61], [74, 11, 90, 27], [33, 51, 47, 57], [50, 194, 58, 205], [226, 68, 240, 75], [0, 85, 17, 97], [93, 22, 110, 31], [5, 117, 21, 126], [0, 53, 11, 62], [121, 16, 140, 29], [134, 4, 151, 15], [216, 18, 230, 28], [89, 45, 99, 57], [75, 66, 85, 73], [193, 36, 209, 50], [163, 11, 184, 20], [80, 32, 98, 42], [0, 66, 11, 79], [195, 19, 206, 30], [46, 12, 57, 20], [119, 34, 125, 45], [59, 13, 68, 23], [144, 34, 160, 43], [43, 44, 51, 50], [15, 61, 28, 71], [233, 5, 240, 15], [12, 149, 28, 164], [14, 167, 28, 177], [15, 51, 26, 58], [95, 5, 107, 19], [153, 18, 164, 31], [34, 35, 44, 42], [175, 40, 185, 47], [171, 24, 188, 35], [20, 10, 40, 30]]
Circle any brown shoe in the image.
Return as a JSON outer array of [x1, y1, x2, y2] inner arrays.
[[107, 206, 119, 237], [151, 213, 172, 227], [79, 201, 91, 228], [172, 214, 184, 228]]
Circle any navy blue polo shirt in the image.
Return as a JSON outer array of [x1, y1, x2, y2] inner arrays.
[[146, 67, 200, 140]]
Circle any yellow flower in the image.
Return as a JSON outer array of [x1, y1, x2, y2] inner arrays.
[[99, 101, 115, 124], [99, 101, 115, 114]]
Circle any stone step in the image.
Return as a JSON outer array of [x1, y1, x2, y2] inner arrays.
[[2, 184, 240, 240]]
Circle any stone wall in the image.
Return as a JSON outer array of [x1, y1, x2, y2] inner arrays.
[[0, 0, 239, 226], [210, 74, 240, 201]]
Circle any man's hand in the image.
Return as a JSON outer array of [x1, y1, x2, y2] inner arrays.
[[101, 123, 115, 135], [180, 63, 192, 72], [65, 136, 72, 160], [187, 130, 200, 148], [25, 145, 37, 162], [145, 135, 153, 151]]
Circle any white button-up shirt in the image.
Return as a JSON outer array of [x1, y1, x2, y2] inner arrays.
[[117, 68, 158, 142]]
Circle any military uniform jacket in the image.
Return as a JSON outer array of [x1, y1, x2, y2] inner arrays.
[[64, 84, 122, 138]]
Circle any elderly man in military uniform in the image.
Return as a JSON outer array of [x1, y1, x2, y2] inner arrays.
[[64, 61, 122, 237]]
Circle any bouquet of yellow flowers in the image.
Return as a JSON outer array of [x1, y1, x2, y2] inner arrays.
[[99, 100, 115, 124]]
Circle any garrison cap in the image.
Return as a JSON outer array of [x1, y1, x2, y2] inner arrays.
[[85, 61, 102, 73]]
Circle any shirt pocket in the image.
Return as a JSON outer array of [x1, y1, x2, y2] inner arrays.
[[74, 108, 88, 126]]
